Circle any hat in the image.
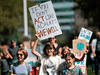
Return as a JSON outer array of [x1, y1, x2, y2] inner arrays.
[[11, 40, 16, 43]]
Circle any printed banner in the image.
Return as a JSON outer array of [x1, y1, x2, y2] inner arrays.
[[29, 1, 62, 40], [78, 27, 93, 43], [72, 39, 86, 53]]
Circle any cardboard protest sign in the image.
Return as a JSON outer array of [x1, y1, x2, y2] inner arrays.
[[29, 1, 62, 40], [78, 27, 93, 43], [73, 39, 86, 53]]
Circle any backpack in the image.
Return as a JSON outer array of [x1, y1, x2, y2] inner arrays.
[[12, 62, 30, 74]]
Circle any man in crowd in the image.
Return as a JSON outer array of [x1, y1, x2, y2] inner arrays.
[[8, 40, 19, 65], [91, 31, 100, 75]]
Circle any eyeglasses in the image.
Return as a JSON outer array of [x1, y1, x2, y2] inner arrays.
[[17, 53, 23, 56]]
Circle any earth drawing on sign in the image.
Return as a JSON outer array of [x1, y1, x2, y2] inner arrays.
[[76, 43, 84, 51]]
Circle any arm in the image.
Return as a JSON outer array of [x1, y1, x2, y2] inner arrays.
[[29, 72, 32, 75], [91, 46, 96, 57], [75, 49, 88, 61], [58, 47, 62, 57], [31, 32, 40, 57], [10, 72, 16, 75]]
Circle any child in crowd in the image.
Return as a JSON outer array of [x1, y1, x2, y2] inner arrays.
[[9, 48, 32, 75], [57, 46, 88, 75], [32, 32, 62, 75], [0, 49, 13, 75], [62, 53, 83, 75]]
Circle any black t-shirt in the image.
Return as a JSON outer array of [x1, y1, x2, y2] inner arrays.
[[0, 58, 9, 72], [96, 40, 100, 52]]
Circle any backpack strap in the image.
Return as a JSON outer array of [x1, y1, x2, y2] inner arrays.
[[25, 62, 30, 74]]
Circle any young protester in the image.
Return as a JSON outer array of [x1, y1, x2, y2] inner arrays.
[[0, 49, 13, 75], [62, 53, 83, 75], [32, 32, 62, 75], [57, 46, 88, 75], [9, 48, 32, 75], [48, 36, 62, 57]]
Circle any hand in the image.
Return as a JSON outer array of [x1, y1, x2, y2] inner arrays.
[[35, 32, 41, 40], [93, 52, 96, 57], [85, 49, 89, 54]]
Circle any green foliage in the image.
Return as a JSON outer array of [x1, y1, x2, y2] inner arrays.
[[74, 0, 100, 30], [0, 0, 36, 44]]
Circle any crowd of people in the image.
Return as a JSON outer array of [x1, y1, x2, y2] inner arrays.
[[0, 31, 100, 75]]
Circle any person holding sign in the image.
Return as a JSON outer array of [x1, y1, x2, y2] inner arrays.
[[32, 32, 62, 75], [57, 46, 88, 75], [91, 31, 100, 75], [62, 53, 83, 75]]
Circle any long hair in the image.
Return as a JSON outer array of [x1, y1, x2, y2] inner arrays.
[[43, 42, 56, 56]]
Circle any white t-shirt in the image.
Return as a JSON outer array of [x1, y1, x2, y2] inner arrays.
[[38, 54, 62, 75], [9, 63, 32, 75]]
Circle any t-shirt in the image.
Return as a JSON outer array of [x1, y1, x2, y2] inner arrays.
[[8, 46, 19, 63], [62, 66, 83, 75], [0, 58, 9, 72], [57, 61, 67, 75], [9, 63, 32, 75], [38, 54, 62, 75]]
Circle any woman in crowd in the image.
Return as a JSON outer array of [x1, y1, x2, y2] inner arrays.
[[32, 32, 62, 75], [48, 36, 62, 57], [9, 48, 32, 75]]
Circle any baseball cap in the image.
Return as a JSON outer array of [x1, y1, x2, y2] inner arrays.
[[11, 40, 16, 43]]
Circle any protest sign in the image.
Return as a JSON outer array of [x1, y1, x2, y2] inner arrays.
[[74, 53, 87, 74], [72, 39, 86, 53], [29, 1, 62, 40], [78, 27, 93, 43]]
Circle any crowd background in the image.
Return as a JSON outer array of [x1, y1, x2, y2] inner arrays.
[[1, 0, 100, 75]]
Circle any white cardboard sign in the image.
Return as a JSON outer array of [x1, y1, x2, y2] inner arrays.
[[78, 27, 93, 43], [29, 1, 62, 40]]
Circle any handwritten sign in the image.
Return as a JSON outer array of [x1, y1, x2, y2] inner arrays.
[[75, 53, 87, 74], [73, 39, 86, 53], [29, 1, 62, 40], [78, 27, 92, 43]]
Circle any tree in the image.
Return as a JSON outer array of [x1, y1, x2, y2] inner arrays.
[[0, 0, 36, 44], [74, 0, 100, 30]]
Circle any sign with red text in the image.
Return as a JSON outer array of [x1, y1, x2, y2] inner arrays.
[[72, 39, 86, 53], [29, 1, 62, 40], [78, 27, 93, 43]]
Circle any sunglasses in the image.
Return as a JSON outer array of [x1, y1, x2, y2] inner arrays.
[[17, 53, 23, 56], [49, 38, 55, 39]]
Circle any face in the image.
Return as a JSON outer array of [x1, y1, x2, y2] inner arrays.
[[46, 46, 54, 56], [30, 41, 34, 48], [63, 49, 69, 56], [97, 32, 100, 40], [17, 51, 24, 62], [65, 56, 75, 67], [11, 42, 16, 47], [49, 36, 56, 43], [19, 44, 24, 48]]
